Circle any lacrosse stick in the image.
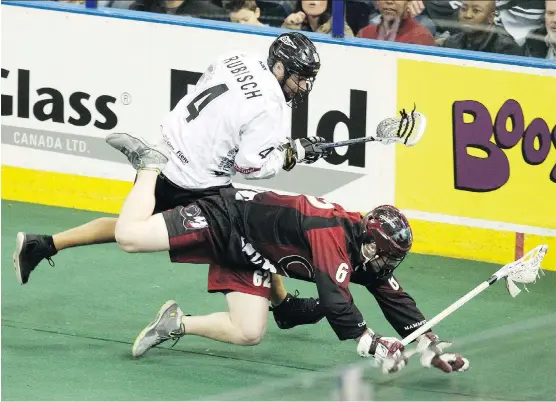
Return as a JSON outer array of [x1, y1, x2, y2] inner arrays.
[[380, 244, 548, 370], [319, 106, 427, 150]]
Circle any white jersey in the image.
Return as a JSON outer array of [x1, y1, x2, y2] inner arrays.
[[159, 52, 291, 189]]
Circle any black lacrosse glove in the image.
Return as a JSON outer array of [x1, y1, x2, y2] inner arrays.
[[279, 136, 332, 171], [278, 136, 331, 171], [296, 136, 332, 164]]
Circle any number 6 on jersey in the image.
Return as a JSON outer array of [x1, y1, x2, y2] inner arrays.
[[336, 263, 349, 283]]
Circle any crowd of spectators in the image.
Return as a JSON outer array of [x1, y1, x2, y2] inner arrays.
[[56, 0, 556, 60]]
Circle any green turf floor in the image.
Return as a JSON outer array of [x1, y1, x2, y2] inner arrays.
[[2, 201, 555, 400]]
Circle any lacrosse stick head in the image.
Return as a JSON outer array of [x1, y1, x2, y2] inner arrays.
[[493, 245, 548, 297], [375, 107, 427, 147]]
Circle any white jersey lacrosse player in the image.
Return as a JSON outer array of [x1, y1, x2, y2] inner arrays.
[[13, 32, 329, 296], [14, 32, 426, 348], [160, 52, 290, 189]]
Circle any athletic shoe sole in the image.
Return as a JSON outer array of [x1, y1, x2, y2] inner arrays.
[[106, 133, 168, 171]]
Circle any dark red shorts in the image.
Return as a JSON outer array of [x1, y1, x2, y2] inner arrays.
[[162, 204, 271, 299], [162, 203, 214, 264], [207, 263, 272, 299]]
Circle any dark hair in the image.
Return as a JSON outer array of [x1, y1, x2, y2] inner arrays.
[[223, 0, 257, 12], [295, 0, 332, 31]]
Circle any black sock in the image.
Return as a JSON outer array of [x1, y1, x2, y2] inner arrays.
[[44, 235, 58, 256]]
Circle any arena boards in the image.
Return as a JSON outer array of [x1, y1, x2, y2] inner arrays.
[[2, 1, 555, 270]]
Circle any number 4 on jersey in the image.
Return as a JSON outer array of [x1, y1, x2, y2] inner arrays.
[[185, 84, 229, 123]]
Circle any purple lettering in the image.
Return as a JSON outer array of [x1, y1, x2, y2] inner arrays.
[[521, 118, 551, 165], [551, 125, 556, 183], [493, 99, 524, 149], [452, 100, 509, 192]]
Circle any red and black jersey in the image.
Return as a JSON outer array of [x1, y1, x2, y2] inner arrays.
[[196, 188, 367, 341]]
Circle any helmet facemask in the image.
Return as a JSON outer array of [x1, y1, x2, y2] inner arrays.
[[282, 73, 315, 108], [358, 205, 413, 279], [267, 32, 320, 108]]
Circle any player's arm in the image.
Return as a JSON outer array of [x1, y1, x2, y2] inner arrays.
[[361, 273, 430, 339], [360, 273, 469, 373], [234, 106, 330, 180], [233, 106, 289, 180], [307, 227, 406, 372], [306, 228, 366, 340]]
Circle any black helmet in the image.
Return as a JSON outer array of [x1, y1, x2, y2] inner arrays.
[[357, 205, 413, 279], [267, 32, 321, 107]]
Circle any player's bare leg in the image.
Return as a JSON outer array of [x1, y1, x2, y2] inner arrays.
[[53, 218, 117, 251], [115, 170, 170, 253], [13, 132, 168, 285], [14, 187, 128, 285], [14, 217, 118, 285], [183, 292, 268, 345], [270, 274, 288, 305], [132, 292, 268, 358], [104, 133, 170, 253]]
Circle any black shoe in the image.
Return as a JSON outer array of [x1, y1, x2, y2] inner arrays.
[[270, 290, 325, 330], [13, 232, 57, 285]]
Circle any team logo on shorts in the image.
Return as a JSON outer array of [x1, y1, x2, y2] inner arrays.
[[180, 205, 208, 232]]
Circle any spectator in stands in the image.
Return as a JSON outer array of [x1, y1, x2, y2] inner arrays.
[[406, 0, 462, 38], [442, 0, 521, 55], [59, 0, 134, 8], [357, 0, 435, 45], [523, 0, 556, 59], [129, 0, 227, 20], [282, 0, 353, 37], [495, 0, 545, 46], [223, 0, 265, 26], [97, 0, 134, 8], [345, 0, 378, 36]]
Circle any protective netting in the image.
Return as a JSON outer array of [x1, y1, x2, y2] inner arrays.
[[204, 364, 374, 401], [84, 1, 553, 63], [202, 310, 556, 401]]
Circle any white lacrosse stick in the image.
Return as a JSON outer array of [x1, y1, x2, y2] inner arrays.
[[319, 108, 426, 150], [380, 245, 548, 370]]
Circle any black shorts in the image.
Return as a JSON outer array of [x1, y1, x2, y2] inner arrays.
[[161, 202, 273, 300], [155, 175, 273, 299], [152, 174, 232, 213], [162, 203, 215, 265]]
